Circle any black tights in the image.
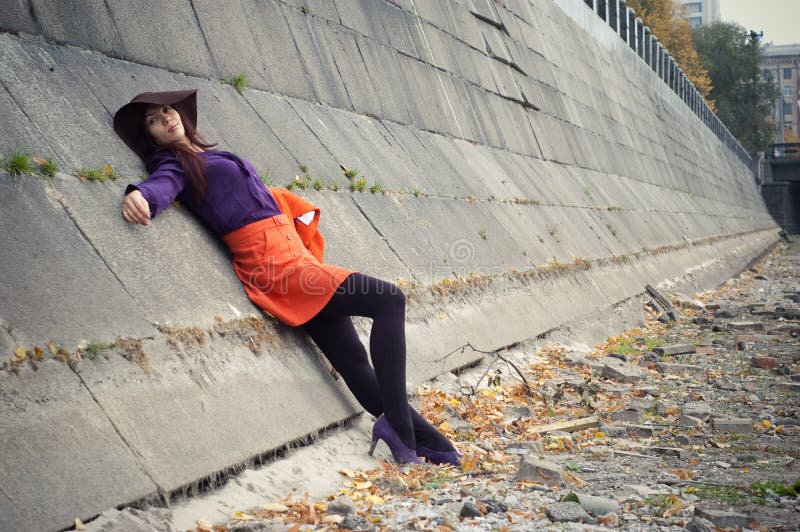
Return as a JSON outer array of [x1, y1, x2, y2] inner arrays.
[[302, 273, 453, 451]]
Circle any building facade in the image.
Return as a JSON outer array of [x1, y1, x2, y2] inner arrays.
[[761, 43, 800, 144], [675, 0, 720, 28]]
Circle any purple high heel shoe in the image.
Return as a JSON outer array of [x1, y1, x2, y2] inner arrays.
[[368, 416, 420, 464], [416, 445, 462, 466]]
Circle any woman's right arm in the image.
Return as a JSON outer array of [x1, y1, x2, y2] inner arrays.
[[122, 189, 152, 225], [122, 153, 186, 225]]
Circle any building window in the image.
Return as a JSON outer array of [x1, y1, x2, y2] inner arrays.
[[785, 86, 793, 98], [684, 2, 702, 14], [784, 102, 793, 115], [784, 68, 792, 79], [763, 70, 773, 80]]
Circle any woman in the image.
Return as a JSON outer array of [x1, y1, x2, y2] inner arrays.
[[114, 89, 460, 466]]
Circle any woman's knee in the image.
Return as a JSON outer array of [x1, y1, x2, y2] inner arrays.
[[379, 280, 405, 310]]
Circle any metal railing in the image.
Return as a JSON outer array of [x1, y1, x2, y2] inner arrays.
[[767, 143, 800, 159], [581, 0, 753, 168]]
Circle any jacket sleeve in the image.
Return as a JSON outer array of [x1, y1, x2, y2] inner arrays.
[[268, 187, 326, 263], [125, 152, 186, 218]]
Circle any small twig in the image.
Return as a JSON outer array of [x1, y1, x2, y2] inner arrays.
[[435, 342, 539, 401], [433, 341, 496, 363], [496, 352, 536, 400]]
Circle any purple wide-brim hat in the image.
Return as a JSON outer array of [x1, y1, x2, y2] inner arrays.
[[113, 89, 197, 161]]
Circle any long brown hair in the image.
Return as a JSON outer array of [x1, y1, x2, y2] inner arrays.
[[138, 105, 216, 201]]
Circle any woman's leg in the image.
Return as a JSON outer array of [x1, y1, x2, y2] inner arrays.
[[303, 309, 454, 451], [303, 273, 458, 452]]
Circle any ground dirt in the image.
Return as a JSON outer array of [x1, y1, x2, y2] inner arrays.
[[85, 240, 800, 532]]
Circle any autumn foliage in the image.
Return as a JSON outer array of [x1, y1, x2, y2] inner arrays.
[[626, 0, 714, 109]]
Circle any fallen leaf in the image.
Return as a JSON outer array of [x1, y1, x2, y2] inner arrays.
[[365, 494, 385, 505], [461, 456, 477, 473], [74, 517, 86, 530], [14, 347, 27, 361], [322, 514, 343, 524], [262, 502, 290, 512], [196, 519, 214, 532], [231, 511, 256, 521], [562, 471, 586, 488]]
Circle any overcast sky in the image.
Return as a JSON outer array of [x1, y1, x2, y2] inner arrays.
[[719, 0, 797, 45]]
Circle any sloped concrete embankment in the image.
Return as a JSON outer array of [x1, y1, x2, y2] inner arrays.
[[0, 0, 779, 530]]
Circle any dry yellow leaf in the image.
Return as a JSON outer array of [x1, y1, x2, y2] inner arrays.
[[562, 471, 586, 488], [338, 468, 356, 478], [196, 519, 214, 532], [13, 347, 26, 361], [74, 517, 86, 530], [365, 494, 385, 505], [594, 432, 605, 438], [354, 481, 372, 490], [231, 511, 256, 520], [261, 502, 290, 512], [461, 456, 477, 473], [761, 419, 771, 429]]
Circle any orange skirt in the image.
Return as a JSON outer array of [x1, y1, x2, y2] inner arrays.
[[222, 215, 354, 326]]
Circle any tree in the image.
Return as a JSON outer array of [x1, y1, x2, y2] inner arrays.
[[692, 22, 778, 152], [626, 0, 713, 105]]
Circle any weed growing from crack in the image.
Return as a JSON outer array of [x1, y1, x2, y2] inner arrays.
[[349, 177, 367, 192], [312, 179, 324, 191], [222, 73, 248, 94], [38, 158, 57, 177], [81, 341, 116, 361], [546, 224, 559, 241], [286, 174, 309, 190], [3, 150, 34, 176], [479, 228, 487, 241], [77, 164, 118, 182], [369, 182, 384, 194], [258, 168, 271, 186]]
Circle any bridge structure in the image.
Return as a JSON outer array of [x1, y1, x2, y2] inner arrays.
[[0, 1, 779, 530], [762, 143, 800, 233]]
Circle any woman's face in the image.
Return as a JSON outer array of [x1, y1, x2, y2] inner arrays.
[[144, 103, 187, 146]]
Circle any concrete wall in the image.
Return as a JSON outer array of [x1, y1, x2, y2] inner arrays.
[[0, 1, 779, 530]]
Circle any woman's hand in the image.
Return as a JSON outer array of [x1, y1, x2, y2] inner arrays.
[[122, 189, 151, 225]]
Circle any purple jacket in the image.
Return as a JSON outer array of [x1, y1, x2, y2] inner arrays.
[[125, 149, 281, 236]]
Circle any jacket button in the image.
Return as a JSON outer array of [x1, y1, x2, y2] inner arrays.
[[287, 234, 292, 240]]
